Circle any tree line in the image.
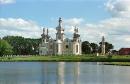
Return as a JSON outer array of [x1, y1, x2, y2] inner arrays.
[[82, 41, 113, 54], [0, 36, 40, 56], [0, 36, 114, 56]]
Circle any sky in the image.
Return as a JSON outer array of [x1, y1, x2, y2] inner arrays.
[[0, 0, 130, 50]]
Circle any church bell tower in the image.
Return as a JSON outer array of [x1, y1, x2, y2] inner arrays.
[[56, 17, 65, 41], [73, 26, 82, 55]]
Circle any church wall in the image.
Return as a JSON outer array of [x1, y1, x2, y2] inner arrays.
[[39, 42, 49, 55], [62, 40, 73, 55], [73, 42, 81, 55]]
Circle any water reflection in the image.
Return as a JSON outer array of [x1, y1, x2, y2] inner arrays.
[[42, 62, 48, 84], [0, 62, 130, 84], [73, 62, 80, 84], [57, 62, 65, 84]]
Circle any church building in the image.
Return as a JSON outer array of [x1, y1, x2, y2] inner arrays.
[[39, 18, 82, 55]]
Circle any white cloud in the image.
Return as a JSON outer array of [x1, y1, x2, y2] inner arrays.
[[77, 16, 130, 49], [72, 0, 130, 50], [64, 18, 84, 26], [0, 18, 42, 38], [0, 0, 15, 4], [105, 0, 130, 17], [125, 37, 130, 42]]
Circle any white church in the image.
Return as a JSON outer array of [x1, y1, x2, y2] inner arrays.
[[39, 18, 82, 55]]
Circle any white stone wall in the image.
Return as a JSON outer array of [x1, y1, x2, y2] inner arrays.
[[72, 41, 82, 55], [39, 47, 48, 55], [39, 40, 82, 55]]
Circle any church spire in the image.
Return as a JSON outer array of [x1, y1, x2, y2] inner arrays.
[[101, 36, 105, 55], [74, 26, 78, 33], [73, 26, 80, 42], [43, 28, 45, 35], [102, 36, 105, 43], [47, 28, 48, 35], [41, 28, 50, 43], [58, 17, 62, 27], [56, 17, 64, 41]]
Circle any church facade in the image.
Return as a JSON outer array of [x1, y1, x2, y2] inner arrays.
[[39, 18, 82, 55]]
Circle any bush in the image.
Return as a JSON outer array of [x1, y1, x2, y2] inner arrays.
[[0, 40, 13, 56]]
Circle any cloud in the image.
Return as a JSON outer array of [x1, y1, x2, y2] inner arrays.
[[80, 17, 130, 49], [70, 0, 130, 50], [64, 18, 84, 26], [0, 0, 15, 4], [125, 37, 130, 42], [105, 0, 130, 17], [0, 18, 42, 38]]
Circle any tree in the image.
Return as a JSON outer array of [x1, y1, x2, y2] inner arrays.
[[3, 36, 40, 55], [90, 43, 98, 53], [0, 39, 13, 56], [82, 41, 92, 54], [99, 42, 114, 53]]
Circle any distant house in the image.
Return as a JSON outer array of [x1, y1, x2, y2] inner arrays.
[[111, 50, 118, 55], [119, 48, 130, 55]]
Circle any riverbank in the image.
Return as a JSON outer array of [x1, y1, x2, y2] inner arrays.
[[0, 55, 130, 63], [103, 62, 130, 66]]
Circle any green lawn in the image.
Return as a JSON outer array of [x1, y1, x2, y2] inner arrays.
[[0, 54, 130, 62]]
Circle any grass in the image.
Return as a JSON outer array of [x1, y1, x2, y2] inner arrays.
[[103, 62, 130, 66], [0, 54, 130, 63]]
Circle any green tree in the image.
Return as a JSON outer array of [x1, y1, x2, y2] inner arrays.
[[90, 43, 98, 53], [82, 41, 92, 54], [3, 36, 40, 55], [0, 39, 13, 56], [99, 42, 114, 53]]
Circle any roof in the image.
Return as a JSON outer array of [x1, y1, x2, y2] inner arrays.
[[119, 48, 130, 51], [120, 48, 130, 50]]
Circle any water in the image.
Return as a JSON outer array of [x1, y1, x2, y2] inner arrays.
[[0, 62, 130, 84]]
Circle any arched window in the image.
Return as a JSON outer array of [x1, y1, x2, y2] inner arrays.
[[57, 44, 58, 53], [76, 45, 78, 53], [66, 45, 68, 48]]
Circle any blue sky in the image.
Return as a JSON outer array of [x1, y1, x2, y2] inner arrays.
[[0, 0, 130, 50], [0, 0, 110, 26]]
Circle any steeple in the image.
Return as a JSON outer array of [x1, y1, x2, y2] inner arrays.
[[102, 36, 105, 43], [56, 17, 64, 41], [74, 26, 78, 33], [43, 28, 45, 35], [41, 28, 45, 39], [73, 26, 80, 42], [58, 17, 62, 27], [41, 28, 50, 43], [47, 28, 49, 35], [101, 36, 105, 55]]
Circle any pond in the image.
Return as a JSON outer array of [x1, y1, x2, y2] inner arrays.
[[0, 62, 130, 84]]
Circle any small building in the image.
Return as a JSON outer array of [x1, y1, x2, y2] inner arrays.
[[119, 48, 130, 55], [111, 50, 118, 55]]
